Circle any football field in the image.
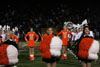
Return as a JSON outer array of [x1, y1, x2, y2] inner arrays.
[[17, 42, 100, 67]]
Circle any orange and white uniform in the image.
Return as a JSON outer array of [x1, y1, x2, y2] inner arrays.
[[57, 30, 72, 46], [12, 34, 19, 44], [25, 32, 39, 47]]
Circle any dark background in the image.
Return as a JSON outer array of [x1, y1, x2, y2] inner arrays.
[[0, 0, 100, 39]]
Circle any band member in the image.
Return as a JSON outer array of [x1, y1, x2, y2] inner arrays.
[[78, 26, 99, 67], [1, 30, 6, 42], [38, 27, 62, 67], [57, 25, 72, 59], [25, 28, 39, 60], [71, 28, 78, 41], [12, 33, 19, 44], [0, 30, 2, 44]]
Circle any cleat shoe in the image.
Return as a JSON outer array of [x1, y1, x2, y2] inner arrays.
[[29, 56, 35, 60], [64, 56, 67, 59]]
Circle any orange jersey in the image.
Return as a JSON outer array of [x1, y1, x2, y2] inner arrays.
[[41, 34, 48, 40], [24, 32, 39, 47], [57, 30, 72, 46], [12, 34, 19, 44]]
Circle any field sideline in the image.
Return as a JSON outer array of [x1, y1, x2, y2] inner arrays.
[[17, 42, 100, 67]]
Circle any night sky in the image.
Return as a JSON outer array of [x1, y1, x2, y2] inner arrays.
[[0, 0, 99, 9]]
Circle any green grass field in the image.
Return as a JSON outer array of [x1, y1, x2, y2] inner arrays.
[[17, 42, 100, 67]]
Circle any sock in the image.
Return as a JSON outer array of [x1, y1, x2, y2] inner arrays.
[[64, 54, 67, 56], [30, 55, 33, 57]]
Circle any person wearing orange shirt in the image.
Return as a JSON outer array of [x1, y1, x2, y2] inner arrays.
[[25, 28, 39, 60], [41, 34, 48, 41], [0, 31, 19, 67], [57, 25, 72, 59], [12, 33, 19, 44], [38, 27, 62, 67]]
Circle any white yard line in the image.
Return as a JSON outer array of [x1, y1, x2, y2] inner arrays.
[[67, 48, 78, 59]]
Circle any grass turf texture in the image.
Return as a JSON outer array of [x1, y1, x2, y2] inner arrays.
[[17, 42, 100, 67]]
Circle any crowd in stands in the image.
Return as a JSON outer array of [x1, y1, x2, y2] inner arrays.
[[0, 1, 100, 40]]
